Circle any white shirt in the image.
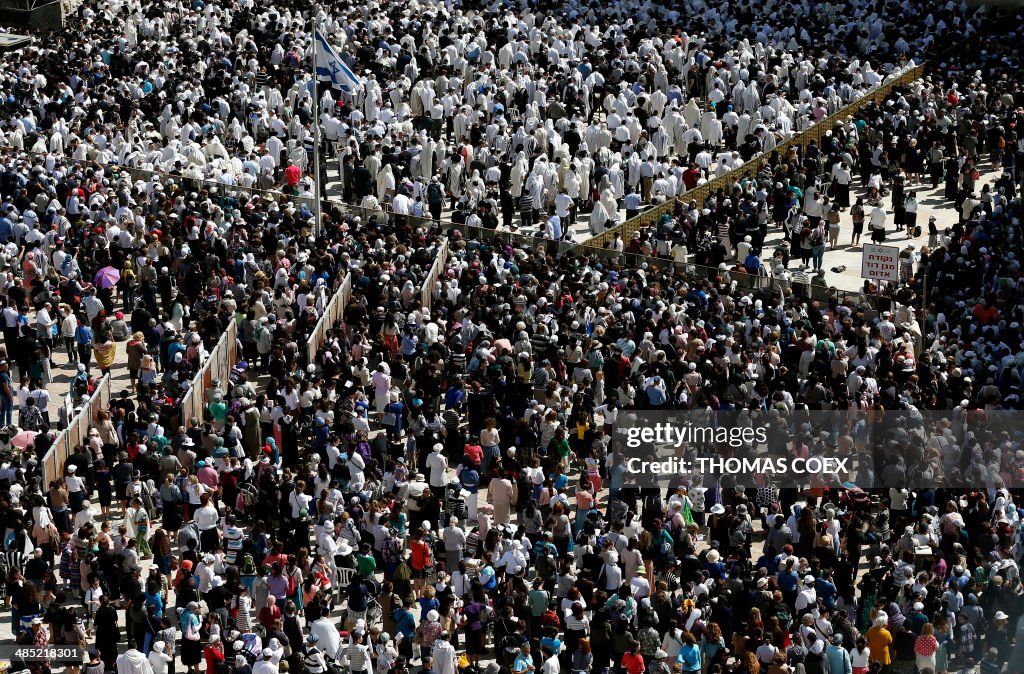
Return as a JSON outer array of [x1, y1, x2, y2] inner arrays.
[[253, 660, 279, 674], [194, 504, 220, 531], [427, 451, 448, 487], [602, 561, 623, 591], [290, 491, 312, 519]]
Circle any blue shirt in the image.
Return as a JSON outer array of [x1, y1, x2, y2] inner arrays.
[[0, 372, 11, 401], [444, 386, 463, 409], [609, 462, 627, 490], [778, 569, 799, 592], [645, 384, 666, 406], [393, 608, 416, 638], [815, 578, 837, 608], [677, 644, 701, 671], [75, 325, 93, 346], [825, 645, 852, 674]]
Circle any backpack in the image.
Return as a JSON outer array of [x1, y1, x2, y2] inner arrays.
[[139, 482, 156, 515], [428, 183, 444, 205], [240, 553, 257, 576], [257, 326, 274, 352], [287, 568, 297, 596], [775, 607, 792, 630], [73, 374, 90, 397]]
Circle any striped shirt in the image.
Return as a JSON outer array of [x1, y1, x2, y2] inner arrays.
[[304, 646, 326, 674], [346, 644, 372, 673], [223, 526, 244, 565], [564, 614, 589, 632]]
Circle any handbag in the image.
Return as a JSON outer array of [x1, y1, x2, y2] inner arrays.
[[382, 412, 397, 427]]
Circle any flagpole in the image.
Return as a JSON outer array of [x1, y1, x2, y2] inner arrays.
[[312, 20, 323, 239]]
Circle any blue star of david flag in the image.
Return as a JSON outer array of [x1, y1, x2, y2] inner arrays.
[[314, 31, 362, 93]]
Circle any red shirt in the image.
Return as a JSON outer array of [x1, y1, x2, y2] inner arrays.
[[258, 604, 281, 631], [463, 444, 483, 466], [205, 642, 224, 673], [410, 539, 432, 570], [284, 164, 301, 187], [198, 466, 219, 490], [621, 652, 645, 674]]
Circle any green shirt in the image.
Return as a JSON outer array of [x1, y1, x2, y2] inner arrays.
[[356, 553, 376, 577], [528, 588, 550, 617], [209, 400, 228, 422]]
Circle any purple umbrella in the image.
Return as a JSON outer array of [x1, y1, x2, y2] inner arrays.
[[94, 266, 121, 289]]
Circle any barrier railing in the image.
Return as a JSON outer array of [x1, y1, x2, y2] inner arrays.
[[306, 272, 351, 364], [584, 64, 926, 250], [299, 202, 454, 365], [119, 164, 316, 211], [421, 240, 450, 313], [42, 373, 112, 484], [180, 319, 238, 429], [572, 245, 880, 309], [440, 219, 578, 260]]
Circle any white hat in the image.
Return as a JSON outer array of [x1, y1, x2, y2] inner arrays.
[[995, 611, 1009, 620], [427, 610, 440, 622], [67, 464, 77, 473], [706, 549, 721, 563], [710, 504, 725, 515], [804, 575, 815, 585]]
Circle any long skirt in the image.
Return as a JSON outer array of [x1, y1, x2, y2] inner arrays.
[[163, 501, 183, 532], [181, 639, 202, 666]]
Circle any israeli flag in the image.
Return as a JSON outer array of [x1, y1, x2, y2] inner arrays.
[[314, 31, 362, 93]]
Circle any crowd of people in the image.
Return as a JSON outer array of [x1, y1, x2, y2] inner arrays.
[[605, 22, 1024, 293], [1, 2, 1024, 674]]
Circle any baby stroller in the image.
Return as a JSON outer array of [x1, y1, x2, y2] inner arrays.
[[841, 483, 873, 513], [445, 481, 467, 521], [229, 361, 249, 387], [366, 596, 383, 625], [241, 633, 264, 660], [236, 483, 259, 516]]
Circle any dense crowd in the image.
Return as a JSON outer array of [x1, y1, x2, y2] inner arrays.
[[1, 2, 1024, 674], [614, 24, 1024, 288]]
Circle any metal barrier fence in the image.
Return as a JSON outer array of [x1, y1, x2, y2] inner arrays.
[[180, 320, 238, 429], [119, 164, 316, 211], [571, 245, 879, 308], [421, 239, 450, 313], [42, 373, 112, 484], [584, 64, 926, 250], [440, 219, 579, 259], [300, 201, 456, 364], [306, 273, 351, 364]]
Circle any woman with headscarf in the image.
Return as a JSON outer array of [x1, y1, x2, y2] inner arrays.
[[127, 332, 147, 393], [180, 601, 203, 674], [865, 612, 892, 670], [149, 641, 172, 674], [94, 335, 117, 376]]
